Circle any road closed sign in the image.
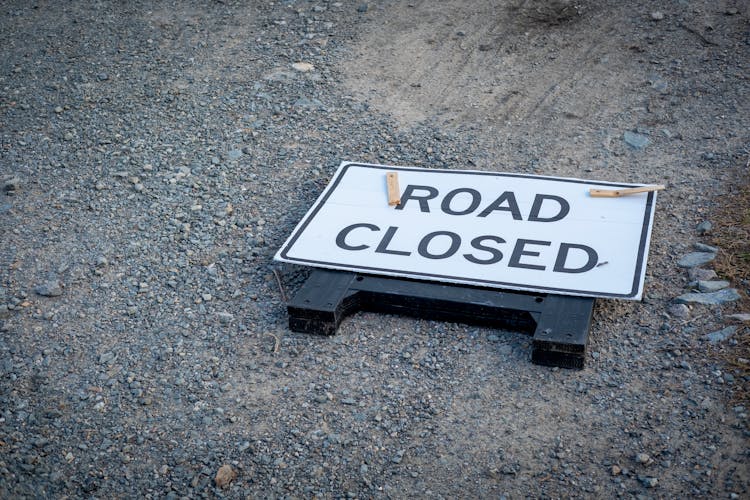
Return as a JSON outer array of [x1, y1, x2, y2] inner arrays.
[[275, 162, 659, 299]]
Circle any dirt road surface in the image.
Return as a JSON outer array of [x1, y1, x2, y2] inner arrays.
[[1, 0, 748, 497]]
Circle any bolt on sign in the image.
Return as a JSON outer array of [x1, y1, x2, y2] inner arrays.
[[275, 162, 660, 300]]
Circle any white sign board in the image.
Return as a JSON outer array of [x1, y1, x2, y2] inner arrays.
[[275, 162, 658, 300]]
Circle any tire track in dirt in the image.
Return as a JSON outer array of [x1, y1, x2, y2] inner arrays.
[[343, 0, 634, 138]]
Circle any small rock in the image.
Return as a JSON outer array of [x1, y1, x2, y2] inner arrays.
[[292, 62, 314, 72], [728, 313, 750, 322], [357, 3, 368, 13], [98, 352, 116, 364], [54, 106, 63, 114], [694, 242, 718, 253], [649, 76, 668, 92], [97, 72, 109, 81], [677, 252, 716, 268], [697, 280, 730, 293], [3, 177, 20, 192], [667, 303, 690, 319], [688, 268, 717, 281], [696, 221, 712, 235], [611, 465, 622, 476], [675, 288, 740, 305], [726, 8, 738, 15], [95, 256, 109, 267], [635, 453, 651, 464], [35, 280, 63, 297], [215, 464, 236, 488], [704, 326, 737, 344], [227, 149, 243, 161], [216, 312, 234, 324], [623, 131, 649, 150], [392, 449, 405, 464], [294, 97, 324, 110], [650, 11, 664, 21], [641, 476, 658, 488]]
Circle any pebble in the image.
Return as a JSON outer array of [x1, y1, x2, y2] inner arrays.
[[292, 62, 314, 72], [34, 280, 63, 297], [216, 312, 234, 324], [728, 313, 750, 322], [641, 476, 658, 488], [688, 268, 717, 281], [623, 131, 649, 150], [227, 149, 243, 161], [98, 352, 116, 364], [667, 303, 690, 319], [294, 97, 325, 110], [696, 221, 712, 235], [357, 3, 368, 13], [697, 280, 729, 293], [704, 326, 737, 344], [215, 464, 236, 488], [635, 453, 652, 464], [650, 76, 668, 92], [650, 11, 664, 21], [3, 177, 21, 192], [675, 288, 740, 305], [693, 242, 718, 253], [677, 252, 716, 268]]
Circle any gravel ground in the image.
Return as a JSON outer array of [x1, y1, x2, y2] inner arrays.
[[1, 1, 749, 498]]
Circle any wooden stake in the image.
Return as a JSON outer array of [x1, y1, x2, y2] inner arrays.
[[589, 185, 665, 198], [386, 171, 401, 206]]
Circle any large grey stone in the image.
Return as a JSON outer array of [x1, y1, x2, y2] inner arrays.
[[677, 252, 716, 268], [675, 288, 741, 305]]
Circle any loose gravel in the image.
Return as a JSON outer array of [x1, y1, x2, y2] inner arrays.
[[1, 1, 749, 498]]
